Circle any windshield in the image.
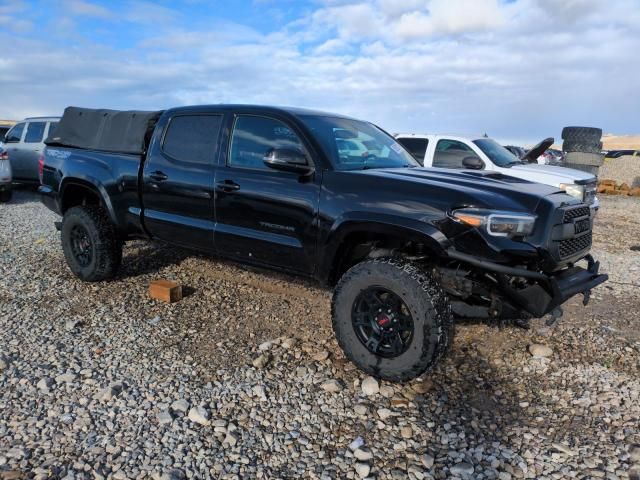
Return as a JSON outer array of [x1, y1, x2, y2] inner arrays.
[[473, 138, 522, 167], [300, 115, 419, 170]]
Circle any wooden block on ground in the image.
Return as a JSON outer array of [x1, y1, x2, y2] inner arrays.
[[629, 187, 640, 197], [149, 280, 182, 303], [597, 185, 608, 193], [618, 182, 630, 191], [599, 179, 617, 187], [601, 186, 616, 194]]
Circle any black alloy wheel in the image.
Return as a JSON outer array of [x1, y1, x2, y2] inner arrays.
[[352, 286, 414, 358], [70, 224, 93, 267]]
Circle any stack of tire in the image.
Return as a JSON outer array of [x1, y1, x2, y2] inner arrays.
[[561, 126, 604, 176]]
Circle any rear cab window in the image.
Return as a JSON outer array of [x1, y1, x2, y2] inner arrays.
[[24, 122, 47, 143], [162, 114, 223, 164], [4, 123, 25, 143], [396, 137, 428, 162]]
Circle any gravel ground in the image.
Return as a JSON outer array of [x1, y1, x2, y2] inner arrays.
[[1, 189, 639, 480]]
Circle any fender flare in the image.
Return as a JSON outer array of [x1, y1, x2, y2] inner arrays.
[[319, 211, 449, 283], [60, 177, 118, 225]]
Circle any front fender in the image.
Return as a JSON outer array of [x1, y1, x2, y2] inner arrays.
[[318, 211, 450, 283]]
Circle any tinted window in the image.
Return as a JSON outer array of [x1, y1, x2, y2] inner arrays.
[[229, 116, 306, 170], [473, 138, 520, 167], [162, 115, 223, 164], [433, 139, 480, 169], [397, 138, 428, 162], [24, 122, 46, 143], [300, 116, 418, 171], [5, 123, 25, 143], [47, 122, 59, 138]]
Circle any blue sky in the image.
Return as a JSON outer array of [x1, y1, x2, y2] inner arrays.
[[1, 0, 639, 144]]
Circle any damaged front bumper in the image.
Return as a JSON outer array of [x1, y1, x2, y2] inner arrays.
[[446, 249, 608, 318]]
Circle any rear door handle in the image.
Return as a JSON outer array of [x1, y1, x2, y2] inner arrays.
[[149, 171, 168, 182], [216, 180, 240, 192]]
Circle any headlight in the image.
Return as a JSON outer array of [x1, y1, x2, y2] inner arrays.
[[560, 183, 585, 201], [452, 208, 536, 238]]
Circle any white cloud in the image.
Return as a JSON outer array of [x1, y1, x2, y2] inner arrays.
[[0, 0, 638, 142], [64, 0, 112, 18]]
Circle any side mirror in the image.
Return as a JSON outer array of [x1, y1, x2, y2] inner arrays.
[[263, 148, 314, 175], [462, 156, 484, 170]]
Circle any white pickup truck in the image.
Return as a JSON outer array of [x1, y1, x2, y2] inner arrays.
[[395, 134, 598, 210]]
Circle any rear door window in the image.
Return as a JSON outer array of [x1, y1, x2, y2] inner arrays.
[[4, 123, 25, 143], [162, 114, 223, 164], [433, 139, 479, 168], [47, 122, 59, 138], [396, 137, 428, 162], [24, 122, 46, 143]]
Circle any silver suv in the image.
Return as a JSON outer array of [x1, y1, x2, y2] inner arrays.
[[3, 117, 60, 183]]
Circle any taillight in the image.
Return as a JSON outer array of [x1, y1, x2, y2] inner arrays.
[[0, 150, 7, 161], [38, 154, 45, 183]]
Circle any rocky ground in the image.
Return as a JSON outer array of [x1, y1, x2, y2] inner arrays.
[[1, 190, 639, 480]]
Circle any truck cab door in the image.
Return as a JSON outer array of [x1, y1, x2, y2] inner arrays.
[[213, 114, 320, 275], [141, 113, 224, 251]]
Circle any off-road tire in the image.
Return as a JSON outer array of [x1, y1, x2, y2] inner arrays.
[[332, 257, 452, 382], [564, 151, 605, 167], [563, 140, 603, 154], [0, 190, 12, 202], [561, 126, 602, 144], [61, 206, 122, 281]]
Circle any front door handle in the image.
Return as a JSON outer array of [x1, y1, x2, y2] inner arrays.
[[149, 171, 168, 182], [216, 180, 240, 192]]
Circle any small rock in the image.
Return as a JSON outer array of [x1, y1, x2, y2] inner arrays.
[[281, 337, 296, 349], [171, 399, 189, 413], [450, 462, 474, 476], [630, 445, 640, 462], [551, 442, 575, 456], [528, 344, 553, 358], [55, 373, 77, 383], [156, 410, 173, 425], [361, 376, 379, 396], [354, 462, 371, 478], [349, 436, 365, 451], [354, 448, 373, 461], [252, 354, 270, 369], [377, 408, 393, 420], [37, 377, 54, 391], [354, 404, 368, 415], [258, 341, 273, 351], [312, 350, 330, 362], [65, 319, 82, 331], [400, 425, 413, 439], [147, 316, 161, 326], [253, 384, 268, 400], [160, 469, 186, 480], [0, 355, 8, 370], [98, 383, 123, 401], [421, 453, 435, 468], [223, 431, 239, 447], [321, 379, 343, 393], [412, 379, 433, 394], [188, 406, 210, 426]]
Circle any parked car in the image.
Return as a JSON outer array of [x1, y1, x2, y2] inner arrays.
[[2, 117, 60, 183], [537, 148, 565, 166], [395, 134, 598, 211], [0, 145, 12, 202], [0, 123, 13, 141], [40, 105, 607, 382]]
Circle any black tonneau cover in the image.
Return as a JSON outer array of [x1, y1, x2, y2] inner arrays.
[[45, 106, 164, 155]]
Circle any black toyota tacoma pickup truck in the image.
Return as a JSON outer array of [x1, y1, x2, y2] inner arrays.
[[39, 105, 607, 381]]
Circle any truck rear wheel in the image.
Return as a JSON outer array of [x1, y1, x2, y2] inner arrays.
[[61, 206, 122, 282], [332, 257, 452, 382]]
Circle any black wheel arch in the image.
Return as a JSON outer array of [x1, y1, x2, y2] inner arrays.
[[320, 216, 449, 285], [60, 178, 118, 226]]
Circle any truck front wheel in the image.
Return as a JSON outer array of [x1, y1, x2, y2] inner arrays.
[[61, 206, 122, 282], [332, 257, 452, 382]]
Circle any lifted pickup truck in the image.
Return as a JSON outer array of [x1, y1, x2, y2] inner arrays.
[[40, 105, 607, 382]]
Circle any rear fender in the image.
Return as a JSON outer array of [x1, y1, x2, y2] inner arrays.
[[60, 177, 118, 226]]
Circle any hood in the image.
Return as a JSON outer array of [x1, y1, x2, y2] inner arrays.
[[522, 137, 554, 163], [356, 167, 563, 212], [508, 163, 595, 186]]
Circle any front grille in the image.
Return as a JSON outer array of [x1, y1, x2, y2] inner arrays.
[[563, 205, 590, 222], [559, 232, 592, 259]]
